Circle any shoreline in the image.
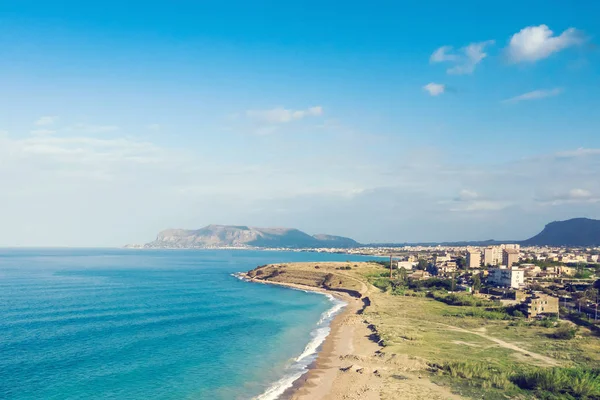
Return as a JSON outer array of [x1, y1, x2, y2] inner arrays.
[[239, 264, 465, 400], [238, 273, 360, 400]]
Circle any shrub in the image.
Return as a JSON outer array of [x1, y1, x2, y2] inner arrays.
[[552, 324, 578, 340], [372, 278, 392, 291], [539, 318, 557, 328]]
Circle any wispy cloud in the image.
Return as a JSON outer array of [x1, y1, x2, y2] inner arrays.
[[423, 82, 445, 96], [536, 188, 600, 206], [502, 88, 563, 104], [30, 129, 56, 135], [430, 46, 459, 63], [507, 25, 584, 63], [446, 189, 512, 212], [68, 124, 120, 134], [246, 106, 323, 124], [35, 116, 59, 126], [147, 124, 161, 131], [430, 40, 495, 75]]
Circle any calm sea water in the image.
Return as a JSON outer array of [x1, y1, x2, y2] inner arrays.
[[0, 249, 372, 400]]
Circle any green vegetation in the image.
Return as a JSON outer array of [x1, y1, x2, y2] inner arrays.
[[552, 324, 579, 340], [416, 258, 428, 270], [428, 291, 495, 307], [357, 261, 600, 398], [433, 361, 600, 399], [513, 367, 600, 399]]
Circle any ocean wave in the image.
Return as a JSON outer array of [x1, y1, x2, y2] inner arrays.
[[254, 293, 347, 400]]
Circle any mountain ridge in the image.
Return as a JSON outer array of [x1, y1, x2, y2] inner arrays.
[[141, 218, 600, 249], [521, 217, 600, 247], [145, 224, 360, 249]]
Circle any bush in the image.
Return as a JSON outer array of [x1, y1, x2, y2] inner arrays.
[[552, 324, 578, 340], [372, 277, 392, 291], [539, 318, 557, 328], [428, 291, 496, 307], [512, 310, 525, 318]]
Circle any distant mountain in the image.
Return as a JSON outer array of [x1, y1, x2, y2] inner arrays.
[[312, 234, 360, 248], [145, 225, 360, 249], [522, 218, 600, 247]]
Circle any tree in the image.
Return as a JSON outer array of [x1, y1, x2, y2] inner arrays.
[[416, 258, 428, 271], [397, 267, 408, 283], [472, 274, 482, 292], [593, 279, 600, 290], [456, 256, 466, 270], [584, 287, 599, 303]]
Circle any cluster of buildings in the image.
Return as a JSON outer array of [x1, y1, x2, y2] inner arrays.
[[386, 244, 599, 319]]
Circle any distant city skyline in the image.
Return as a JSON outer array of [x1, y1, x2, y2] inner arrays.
[[1, 1, 599, 246]]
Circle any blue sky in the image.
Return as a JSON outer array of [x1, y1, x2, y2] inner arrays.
[[1, 1, 599, 246]]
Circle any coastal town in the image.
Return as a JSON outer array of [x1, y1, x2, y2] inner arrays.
[[246, 253, 600, 399], [306, 244, 600, 321]]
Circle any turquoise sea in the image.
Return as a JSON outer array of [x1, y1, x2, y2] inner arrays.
[[0, 249, 373, 400]]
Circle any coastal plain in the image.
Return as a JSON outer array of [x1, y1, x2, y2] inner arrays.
[[244, 262, 600, 400]]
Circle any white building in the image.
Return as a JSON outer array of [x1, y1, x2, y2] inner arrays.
[[487, 267, 525, 289], [397, 261, 417, 270]]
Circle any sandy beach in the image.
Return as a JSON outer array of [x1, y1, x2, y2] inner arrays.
[[245, 269, 463, 400]]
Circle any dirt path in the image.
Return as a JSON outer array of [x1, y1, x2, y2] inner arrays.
[[440, 323, 560, 366]]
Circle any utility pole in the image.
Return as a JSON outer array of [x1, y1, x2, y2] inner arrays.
[[389, 255, 393, 279]]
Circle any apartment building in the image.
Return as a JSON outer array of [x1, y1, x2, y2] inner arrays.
[[483, 247, 502, 266], [466, 249, 481, 269], [502, 248, 520, 267], [487, 267, 525, 289]]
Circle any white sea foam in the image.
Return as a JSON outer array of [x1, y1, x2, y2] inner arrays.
[[231, 272, 248, 281], [254, 292, 347, 400]]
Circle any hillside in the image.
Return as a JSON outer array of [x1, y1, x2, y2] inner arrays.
[[522, 218, 600, 246], [144, 224, 360, 248]]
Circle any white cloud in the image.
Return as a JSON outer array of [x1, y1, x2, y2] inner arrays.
[[457, 189, 479, 200], [430, 46, 459, 63], [450, 200, 512, 212], [78, 124, 120, 133], [423, 82, 445, 96], [430, 40, 494, 75], [62, 124, 120, 134], [502, 88, 563, 103], [3, 118, 600, 245], [507, 25, 583, 63], [569, 188, 592, 199], [147, 124, 161, 131], [30, 129, 56, 135], [246, 106, 323, 124], [35, 116, 59, 126], [536, 188, 600, 206], [447, 189, 511, 212]]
